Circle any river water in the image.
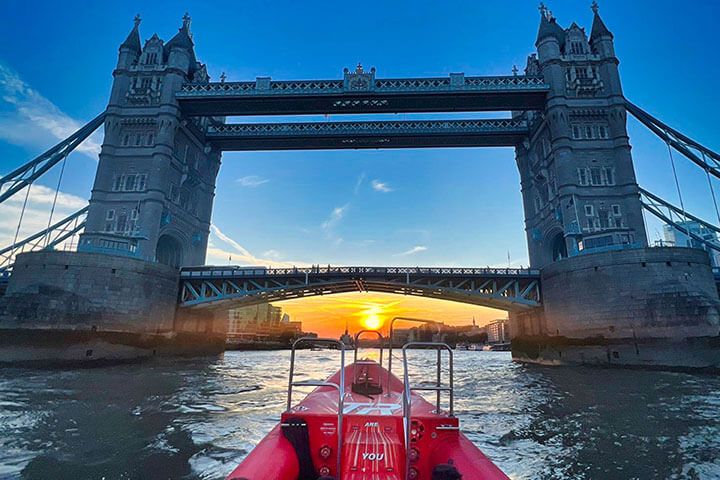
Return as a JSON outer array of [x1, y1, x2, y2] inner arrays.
[[0, 350, 719, 480]]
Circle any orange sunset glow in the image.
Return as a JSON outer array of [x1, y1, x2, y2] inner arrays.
[[279, 292, 506, 337]]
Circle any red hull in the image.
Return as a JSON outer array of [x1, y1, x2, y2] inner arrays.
[[226, 360, 508, 480]]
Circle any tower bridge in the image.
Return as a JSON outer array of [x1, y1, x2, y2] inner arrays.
[[0, 5, 719, 368]]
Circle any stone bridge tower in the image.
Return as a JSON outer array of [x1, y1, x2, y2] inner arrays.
[[79, 14, 220, 267], [517, 3, 647, 267]]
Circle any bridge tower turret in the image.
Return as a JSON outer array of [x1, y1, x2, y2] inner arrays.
[[79, 14, 221, 267], [517, 3, 647, 267]]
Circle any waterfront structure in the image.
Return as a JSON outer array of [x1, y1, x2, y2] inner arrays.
[[485, 319, 511, 344], [0, 5, 718, 369]]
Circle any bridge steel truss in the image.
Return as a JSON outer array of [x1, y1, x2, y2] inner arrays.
[[0, 206, 89, 273], [0, 113, 105, 205], [176, 73, 549, 116], [207, 118, 529, 150], [179, 266, 542, 311]]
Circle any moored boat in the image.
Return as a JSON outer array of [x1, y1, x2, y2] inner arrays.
[[226, 320, 509, 480]]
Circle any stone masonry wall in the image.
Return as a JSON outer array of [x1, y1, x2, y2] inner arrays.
[[0, 251, 179, 332], [540, 247, 720, 339]]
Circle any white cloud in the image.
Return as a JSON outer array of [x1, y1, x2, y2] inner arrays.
[[354, 172, 366, 194], [262, 249, 281, 259], [0, 62, 102, 158], [207, 224, 308, 268], [321, 204, 348, 231], [371, 179, 393, 193], [236, 175, 270, 187], [321, 204, 349, 245], [395, 245, 428, 256]]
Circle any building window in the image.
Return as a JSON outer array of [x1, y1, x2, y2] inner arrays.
[[130, 208, 139, 221], [590, 167, 603, 186], [141, 77, 151, 88], [124, 175, 136, 191], [147, 133, 154, 146], [578, 168, 589, 186], [122, 134, 130, 146], [170, 184, 180, 203], [603, 167, 616, 185], [612, 204, 621, 216], [598, 125, 609, 139], [113, 175, 124, 191], [137, 174, 147, 191], [585, 126, 593, 139], [585, 205, 594, 216], [106, 209, 115, 221], [572, 125, 581, 139]]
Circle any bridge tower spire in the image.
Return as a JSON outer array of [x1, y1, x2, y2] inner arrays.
[[517, 4, 647, 267], [79, 15, 220, 267]]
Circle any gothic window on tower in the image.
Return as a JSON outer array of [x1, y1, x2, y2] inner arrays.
[[572, 125, 581, 140], [585, 205, 594, 216], [112, 174, 148, 192], [603, 167, 616, 185], [590, 167, 603, 186], [612, 205, 621, 216], [570, 42, 585, 55], [106, 209, 115, 221], [578, 168, 589, 186], [170, 184, 180, 203]]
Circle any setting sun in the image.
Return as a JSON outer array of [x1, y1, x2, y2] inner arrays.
[[362, 313, 382, 330]]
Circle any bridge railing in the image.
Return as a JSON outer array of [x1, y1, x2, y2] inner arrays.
[[179, 265, 541, 278], [207, 119, 529, 137], [177, 75, 548, 97]]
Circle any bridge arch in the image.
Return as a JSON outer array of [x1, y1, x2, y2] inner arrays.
[[178, 266, 542, 313], [156, 233, 185, 268]]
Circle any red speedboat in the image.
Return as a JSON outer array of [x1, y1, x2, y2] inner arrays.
[[226, 319, 509, 480]]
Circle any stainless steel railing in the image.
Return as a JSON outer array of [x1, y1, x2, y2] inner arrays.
[[401, 341, 455, 480], [286, 337, 346, 476]]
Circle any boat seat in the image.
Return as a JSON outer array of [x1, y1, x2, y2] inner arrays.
[[281, 417, 317, 480]]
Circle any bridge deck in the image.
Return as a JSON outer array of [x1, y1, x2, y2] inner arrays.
[[177, 74, 549, 116], [179, 265, 542, 311], [206, 119, 529, 150]]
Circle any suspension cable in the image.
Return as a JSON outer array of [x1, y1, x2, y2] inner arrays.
[[665, 137, 686, 220], [9, 158, 39, 261], [701, 150, 720, 225], [44, 154, 69, 248]]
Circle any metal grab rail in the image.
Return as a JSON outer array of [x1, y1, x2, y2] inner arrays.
[[286, 337, 346, 476], [386, 317, 442, 393], [401, 342, 455, 480], [353, 329, 385, 365], [353, 329, 386, 390]]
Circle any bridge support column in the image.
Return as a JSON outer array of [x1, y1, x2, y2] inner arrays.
[[510, 247, 720, 370], [0, 251, 225, 364]]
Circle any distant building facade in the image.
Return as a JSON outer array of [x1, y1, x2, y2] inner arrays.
[[663, 221, 720, 267], [227, 303, 292, 337], [485, 319, 511, 344]]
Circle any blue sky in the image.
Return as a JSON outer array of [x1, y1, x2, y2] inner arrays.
[[1, 0, 719, 269]]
